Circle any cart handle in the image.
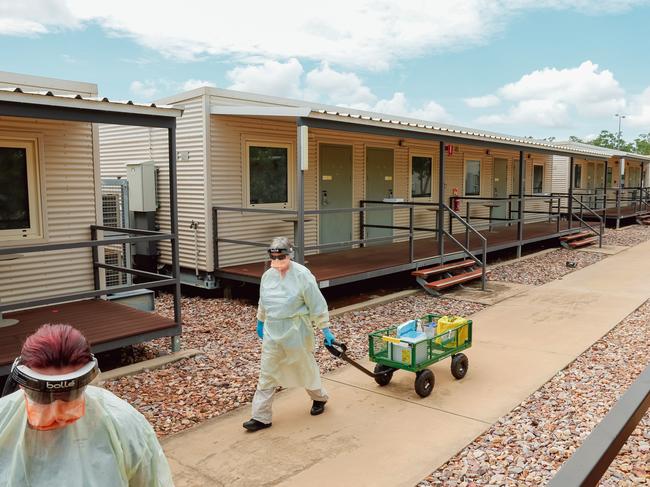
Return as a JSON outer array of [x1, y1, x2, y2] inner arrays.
[[325, 341, 390, 379]]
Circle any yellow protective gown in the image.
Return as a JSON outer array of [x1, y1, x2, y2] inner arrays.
[[256, 261, 330, 390], [0, 385, 174, 487]]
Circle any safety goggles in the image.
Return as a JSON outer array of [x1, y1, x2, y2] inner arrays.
[[268, 247, 291, 260], [10, 356, 99, 404]]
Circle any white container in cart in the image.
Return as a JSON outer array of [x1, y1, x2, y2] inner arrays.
[[388, 332, 429, 365]]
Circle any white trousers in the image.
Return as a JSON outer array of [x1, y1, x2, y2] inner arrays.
[[251, 387, 329, 424]]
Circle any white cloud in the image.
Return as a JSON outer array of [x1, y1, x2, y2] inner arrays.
[[464, 95, 500, 108], [626, 87, 650, 128], [224, 60, 450, 122], [305, 62, 376, 107], [498, 61, 625, 117], [227, 58, 304, 98], [181, 79, 216, 91], [0, 0, 79, 36], [5, 1, 649, 69], [477, 99, 571, 128], [129, 80, 159, 98], [473, 61, 627, 129]]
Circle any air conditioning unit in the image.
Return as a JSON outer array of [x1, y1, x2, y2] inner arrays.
[[102, 193, 121, 228]]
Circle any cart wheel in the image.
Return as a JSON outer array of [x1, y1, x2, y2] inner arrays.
[[374, 364, 394, 386], [414, 369, 435, 397], [451, 353, 469, 380]]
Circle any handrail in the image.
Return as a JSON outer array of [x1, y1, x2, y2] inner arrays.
[[548, 363, 650, 487], [0, 225, 178, 313], [570, 195, 604, 247], [440, 203, 487, 290]]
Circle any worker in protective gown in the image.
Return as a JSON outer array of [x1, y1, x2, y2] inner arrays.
[[243, 236, 335, 432], [0, 324, 174, 487]]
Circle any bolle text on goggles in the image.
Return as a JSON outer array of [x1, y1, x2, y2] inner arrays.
[[10, 355, 99, 404], [268, 248, 291, 260]]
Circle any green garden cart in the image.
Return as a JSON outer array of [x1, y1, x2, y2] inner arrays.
[[326, 313, 472, 397]]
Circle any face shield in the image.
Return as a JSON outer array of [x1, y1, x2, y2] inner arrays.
[[10, 356, 99, 430]]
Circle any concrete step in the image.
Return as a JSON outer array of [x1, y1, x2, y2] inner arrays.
[[412, 260, 474, 278], [425, 268, 483, 291]]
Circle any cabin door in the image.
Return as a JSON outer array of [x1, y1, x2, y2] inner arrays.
[[319, 144, 353, 251], [365, 147, 394, 245], [493, 158, 508, 222]]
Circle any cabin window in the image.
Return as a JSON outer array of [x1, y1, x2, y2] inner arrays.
[[573, 164, 582, 189], [411, 156, 432, 198], [246, 143, 292, 207], [464, 159, 481, 196], [533, 164, 544, 194], [0, 138, 42, 242]]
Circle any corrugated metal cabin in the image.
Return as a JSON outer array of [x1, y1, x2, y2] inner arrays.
[[0, 72, 183, 374], [551, 141, 650, 228], [99, 87, 614, 291]]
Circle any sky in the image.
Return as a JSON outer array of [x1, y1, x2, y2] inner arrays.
[[1, 0, 650, 142]]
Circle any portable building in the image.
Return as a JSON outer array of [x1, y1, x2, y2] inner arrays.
[[100, 87, 613, 291], [0, 72, 183, 374], [552, 141, 650, 228]]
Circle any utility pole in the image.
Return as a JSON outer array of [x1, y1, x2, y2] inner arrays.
[[615, 113, 626, 149]]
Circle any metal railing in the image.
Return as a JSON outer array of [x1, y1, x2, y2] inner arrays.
[[0, 225, 178, 313], [569, 196, 604, 247], [213, 201, 487, 289], [548, 363, 650, 486], [440, 203, 487, 290]]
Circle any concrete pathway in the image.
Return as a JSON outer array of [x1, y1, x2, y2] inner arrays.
[[162, 240, 650, 487]]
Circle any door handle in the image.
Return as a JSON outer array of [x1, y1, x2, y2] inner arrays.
[[321, 190, 328, 206]]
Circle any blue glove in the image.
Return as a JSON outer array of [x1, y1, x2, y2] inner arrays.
[[256, 320, 264, 339], [322, 327, 335, 346]]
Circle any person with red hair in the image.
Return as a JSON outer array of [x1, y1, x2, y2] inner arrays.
[[0, 324, 174, 487]]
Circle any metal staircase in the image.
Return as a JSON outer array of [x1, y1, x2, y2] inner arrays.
[[413, 204, 487, 295]]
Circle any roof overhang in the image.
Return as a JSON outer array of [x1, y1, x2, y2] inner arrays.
[[211, 105, 312, 117], [0, 88, 182, 128], [303, 113, 612, 160]]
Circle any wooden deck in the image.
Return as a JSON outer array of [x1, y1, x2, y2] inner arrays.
[[218, 220, 578, 285], [1, 299, 178, 373]]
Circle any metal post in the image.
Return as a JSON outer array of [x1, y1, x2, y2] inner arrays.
[[296, 120, 307, 264], [603, 161, 609, 222], [568, 156, 574, 231], [517, 151, 525, 258], [360, 200, 365, 247], [408, 206, 414, 263], [91, 226, 100, 291], [616, 158, 625, 229], [168, 125, 182, 353], [438, 141, 445, 260]]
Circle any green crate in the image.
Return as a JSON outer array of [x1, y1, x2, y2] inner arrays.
[[368, 314, 472, 373]]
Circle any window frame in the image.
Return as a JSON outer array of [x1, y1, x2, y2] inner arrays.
[[463, 158, 481, 196], [409, 153, 433, 200], [532, 163, 545, 194], [243, 140, 295, 209], [0, 136, 44, 243]]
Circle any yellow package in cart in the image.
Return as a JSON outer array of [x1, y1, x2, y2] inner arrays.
[[435, 316, 469, 348]]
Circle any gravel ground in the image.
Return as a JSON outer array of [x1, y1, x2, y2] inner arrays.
[[603, 224, 650, 247], [487, 248, 606, 286], [418, 300, 650, 487], [102, 293, 485, 437]]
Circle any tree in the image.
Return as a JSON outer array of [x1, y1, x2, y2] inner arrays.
[[633, 134, 650, 155], [569, 135, 584, 143]]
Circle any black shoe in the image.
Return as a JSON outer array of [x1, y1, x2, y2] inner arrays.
[[243, 418, 272, 432], [310, 400, 327, 416]]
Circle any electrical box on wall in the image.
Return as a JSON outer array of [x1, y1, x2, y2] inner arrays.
[[126, 161, 157, 212]]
